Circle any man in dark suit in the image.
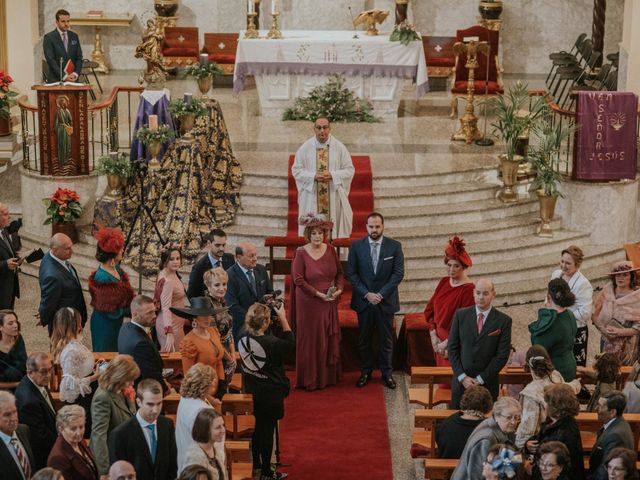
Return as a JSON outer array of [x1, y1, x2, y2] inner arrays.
[[0, 203, 21, 310], [448, 278, 512, 409], [0, 391, 36, 480], [225, 241, 273, 344], [42, 9, 83, 82], [589, 391, 634, 480], [347, 212, 404, 389], [38, 233, 87, 335], [118, 295, 170, 395], [187, 228, 235, 298], [109, 379, 177, 480], [14, 352, 57, 470]]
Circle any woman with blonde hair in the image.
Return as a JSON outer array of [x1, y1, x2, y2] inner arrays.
[[176, 363, 222, 473], [90, 354, 139, 477], [51, 307, 100, 438], [204, 267, 236, 387]]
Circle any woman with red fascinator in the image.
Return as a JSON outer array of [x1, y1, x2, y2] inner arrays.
[[424, 236, 475, 366], [88, 227, 135, 352]]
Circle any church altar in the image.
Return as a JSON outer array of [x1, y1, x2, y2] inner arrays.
[[233, 30, 428, 118]]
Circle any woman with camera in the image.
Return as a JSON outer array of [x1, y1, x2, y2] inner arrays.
[[238, 303, 295, 480]]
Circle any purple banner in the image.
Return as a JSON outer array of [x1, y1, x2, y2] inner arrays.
[[576, 91, 638, 181]]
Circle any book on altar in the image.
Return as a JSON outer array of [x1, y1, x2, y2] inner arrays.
[[43, 81, 85, 86], [86, 10, 104, 17]]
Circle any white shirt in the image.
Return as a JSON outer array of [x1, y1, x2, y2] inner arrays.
[[207, 253, 222, 269], [603, 416, 617, 430], [0, 430, 27, 479], [368, 236, 383, 264], [28, 376, 55, 412], [136, 411, 158, 456], [131, 320, 152, 336]]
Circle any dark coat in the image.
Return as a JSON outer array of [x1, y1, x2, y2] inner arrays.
[[47, 436, 99, 480], [42, 29, 83, 82], [109, 415, 177, 480], [528, 415, 585, 480], [588, 416, 634, 480], [38, 252, 87, 332], [117, 321, 167, 395], [448, 305, 512, 407], [187, 252, 235, 298], [346, 236, 405, 315], [225, 262, 272, 342], [0, 424, 36, 480], [14, 375, 57, 470], [0, 229, 20, 309]]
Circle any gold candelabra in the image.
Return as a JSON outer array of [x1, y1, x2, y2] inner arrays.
[[267, 12, 282, 39], [245, 13, 259, 38]]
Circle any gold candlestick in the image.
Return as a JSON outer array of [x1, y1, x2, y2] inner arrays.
[[245, 13, 259, 38], [267, 12, 282, 39]]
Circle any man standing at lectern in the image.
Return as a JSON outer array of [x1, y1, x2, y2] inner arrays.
[[43, 9, 83, 82], [292, 117, 355, 238]]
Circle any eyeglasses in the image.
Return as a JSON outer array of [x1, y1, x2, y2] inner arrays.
[[37, 368, 53, 374], [498, 413, 521, 422], [314, 125, 330, 130]]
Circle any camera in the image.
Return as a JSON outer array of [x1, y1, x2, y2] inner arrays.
[[259, 290, 284, 332]]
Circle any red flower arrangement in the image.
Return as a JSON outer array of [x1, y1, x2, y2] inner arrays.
[[42, 187, 83, 225], [0, 70, 18, 119]]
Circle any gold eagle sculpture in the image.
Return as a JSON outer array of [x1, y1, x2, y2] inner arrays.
[[353, 9, 390, 36]]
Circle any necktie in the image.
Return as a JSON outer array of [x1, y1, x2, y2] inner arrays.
[[10, 436, 31, 479], [477, 312, 485, 334], [0, 230, 13, 254], [41, 387, 55, 413], [371, 242, 379, 274], [146, 424, 157, 460], [65, 261, 78, 283], [246, 269, 257, 295], [62, 32, 68, 52]]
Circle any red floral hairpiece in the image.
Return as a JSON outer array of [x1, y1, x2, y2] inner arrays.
[[160, 241, 183, 253], [94, 226, 125, 254], [298, 212, 334, 230], [444, 235, 473, 268]]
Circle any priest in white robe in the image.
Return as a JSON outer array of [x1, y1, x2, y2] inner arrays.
[[292, 117, 355, 238]]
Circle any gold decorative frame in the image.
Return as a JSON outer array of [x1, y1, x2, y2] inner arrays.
[[0, 0, 7, 73]]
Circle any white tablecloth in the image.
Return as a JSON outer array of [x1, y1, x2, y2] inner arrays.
[[233, 30, 429, 98]]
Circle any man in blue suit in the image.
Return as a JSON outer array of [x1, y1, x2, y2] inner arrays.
[[38, 233, 87, 335], [347, 212, 404, 389], [43, 9, 83, 82]]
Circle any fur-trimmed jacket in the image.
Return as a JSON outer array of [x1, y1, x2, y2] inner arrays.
[[89, 266, 135, 312]]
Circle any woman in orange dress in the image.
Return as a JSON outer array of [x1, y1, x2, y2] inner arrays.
[[155, 243, 186, 352], [425, 236, 475, 366], [175, 297, 227, 398]]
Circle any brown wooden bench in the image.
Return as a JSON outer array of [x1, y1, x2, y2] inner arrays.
[[202, 33, 239, 75]]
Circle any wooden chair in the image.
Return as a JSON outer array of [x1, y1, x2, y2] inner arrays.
[[202, 33, 239, 75], [450, 25, 503, 118], [422, 36, 457, 82], [162, 27, 199, 67]]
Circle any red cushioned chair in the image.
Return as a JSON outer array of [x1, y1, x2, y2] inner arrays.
[[450, 25, 504, 118], [422, 36, 457, 79], [202, 33, 239, 75], [162, 27, 199, 68]]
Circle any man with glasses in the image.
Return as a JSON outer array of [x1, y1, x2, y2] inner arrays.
[[292, 116, 354, 238], [589, 391, 634, 480], [14, 352, 57, 470]]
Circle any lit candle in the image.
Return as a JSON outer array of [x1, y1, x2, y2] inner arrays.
[[148, 114, 158, 131], [271, 0, 277, 14], [199, 53, 209, 66], [183, 93, 193, 105], [248, 0, 254, 13]]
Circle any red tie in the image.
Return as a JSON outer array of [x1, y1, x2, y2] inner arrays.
[[477, 312, 485, 334]]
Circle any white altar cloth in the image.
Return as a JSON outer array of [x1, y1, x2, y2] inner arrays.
[[233, 30, 428, 118]]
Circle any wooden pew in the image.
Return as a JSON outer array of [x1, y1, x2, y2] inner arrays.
[[92, 351, 183, 372], [226, 440, 252, 480]]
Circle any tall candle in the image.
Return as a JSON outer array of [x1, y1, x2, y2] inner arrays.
[[183, 93, 193, 105], [271, 0, 277, 14], [148, 114, 158, 131], [199, 53, 209, 66], [248, 0, 254, 13]]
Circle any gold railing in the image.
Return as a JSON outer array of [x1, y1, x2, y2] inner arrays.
[[18, 85, 144, 173]]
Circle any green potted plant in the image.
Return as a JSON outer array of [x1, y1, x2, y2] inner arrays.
[[168, 97, 207, 143], [390, 21, 421, 46], [488, 81, 547, 203], [528, 114, 576, 237], [0, 70, 18, 136], [184, 61, 224, 99], [43, 187, 83, 242], [95, 152, 133, 200], [135, 124, 176, 170]]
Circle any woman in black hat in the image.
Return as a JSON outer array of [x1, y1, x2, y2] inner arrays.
[[172, 297, 228, 397]]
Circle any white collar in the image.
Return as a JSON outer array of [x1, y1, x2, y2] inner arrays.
[[368, 236, 383, 246], [131, 321, 151, 335], [49, 250, 69, 267], [136, 411, 157, 428], [603, 416, 618, 430], [475, 306, 492, 317], [314, 136, 331, 149], [237, 263, 253, 275], [207, 252, 222, 266], [28, 375, 47, 393], [57, 28, 68, 36]]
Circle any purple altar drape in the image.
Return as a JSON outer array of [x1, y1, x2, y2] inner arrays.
[[129, 92, 176, 161], [576, 91, 638, 181]]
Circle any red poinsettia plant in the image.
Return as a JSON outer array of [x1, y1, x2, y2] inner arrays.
[[0, 70, 18, 119], [43, 187, 83, 225]]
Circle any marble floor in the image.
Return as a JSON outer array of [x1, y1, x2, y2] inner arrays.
[[6, 70, 603, 480]]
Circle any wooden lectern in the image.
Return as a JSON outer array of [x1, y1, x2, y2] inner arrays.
[[32, 84, 91, 176]]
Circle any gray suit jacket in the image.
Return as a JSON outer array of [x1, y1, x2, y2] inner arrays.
[[589, 416, 634, 480]]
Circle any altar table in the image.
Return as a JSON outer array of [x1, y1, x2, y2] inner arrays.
[[233, 30, 428, 118]]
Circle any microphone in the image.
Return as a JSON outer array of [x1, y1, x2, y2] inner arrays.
[[59, 57, 63, 84], [348, 6, 359, 39]]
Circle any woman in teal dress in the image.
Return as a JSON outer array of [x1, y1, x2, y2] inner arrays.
[[529, 278, 578, 381], [88, 227, 135, 352]]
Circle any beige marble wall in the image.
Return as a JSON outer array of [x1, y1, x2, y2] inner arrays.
[[38, 0, 623, 75]]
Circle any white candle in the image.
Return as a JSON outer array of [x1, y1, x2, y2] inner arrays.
[[148, 114, 158, 131], [271, 0, 277, 14], [248, 0, 254, 14]]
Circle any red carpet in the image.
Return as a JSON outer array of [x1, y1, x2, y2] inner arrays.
[[279, 371, 393, 479]]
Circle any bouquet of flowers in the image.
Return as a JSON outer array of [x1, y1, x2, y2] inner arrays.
[[168, 98, 207, 117], [43, 187, 83, 225], [0, 70, 18, 119], [390, 21, 421, 46], [184, 62, 224, 79], [135, 124, 176, 145]]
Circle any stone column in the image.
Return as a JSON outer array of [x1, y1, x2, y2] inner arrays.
[[618, 0, 640, 94]]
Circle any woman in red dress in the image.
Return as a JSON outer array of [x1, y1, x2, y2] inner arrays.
[[425, 236, 475, 366], [290, 213, 343, 390]]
